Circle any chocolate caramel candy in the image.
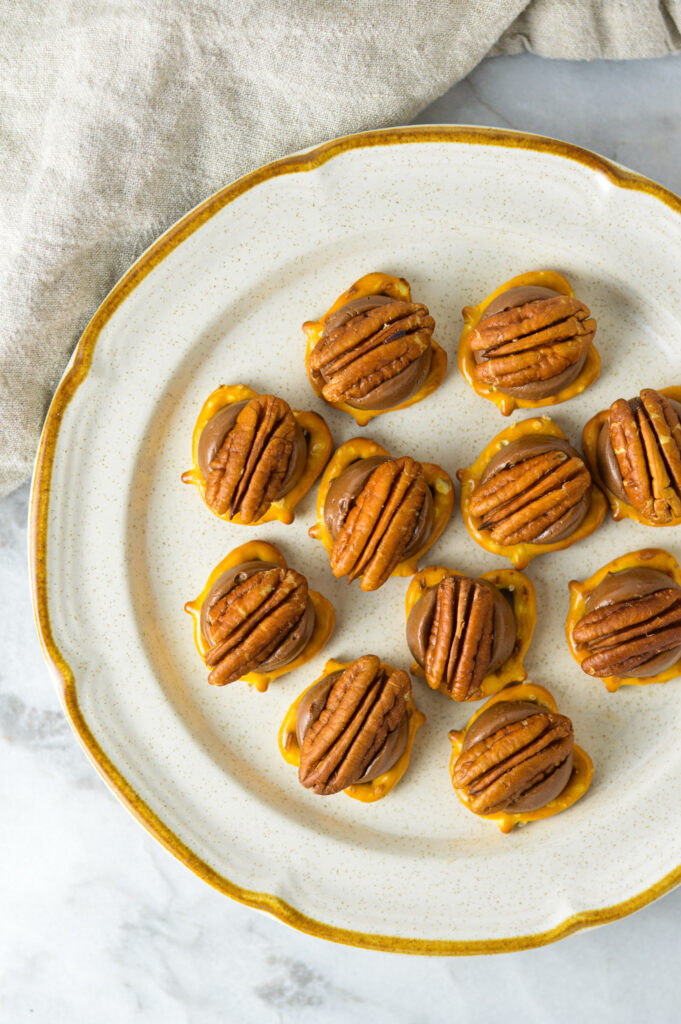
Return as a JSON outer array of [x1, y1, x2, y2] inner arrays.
[[406, 575, 516, 700], [453, 700, 574, 815], [324, 455, 434, 560], [295, 656, 411, 794], [572, 566, 681, 678], [596, 389, 681, 524], [198, 395, 307, 522], [309, 293, 435, 411], [295, 669, 409, 790], [470, 285, 597, 400], [201, 561, 315, 685], [470, 435, 591, 546], [323, 455, 435, 591]]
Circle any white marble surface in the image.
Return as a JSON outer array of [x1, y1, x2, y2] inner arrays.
[[4, 51, 681, 1023]]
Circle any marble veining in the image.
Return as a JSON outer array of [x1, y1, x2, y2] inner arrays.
[[4, 51, 681, 1024]]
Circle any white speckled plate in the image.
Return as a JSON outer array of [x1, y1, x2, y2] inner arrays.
[[31, 127, 681, 954]]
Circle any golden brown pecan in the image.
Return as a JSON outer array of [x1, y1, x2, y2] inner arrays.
[[609, 389, 681, 523], [310, 299, 434, 405], [204, 395, 299, 522], [298, 655, 410, 794], [469, 441, 591, 546], [204, 567, 308, 685], [469, 295, 595, 392], [330, 456, 430, 590], [425, 576, 495, 700], [453, 710, 573, 815], [573, 588, 681, 676]]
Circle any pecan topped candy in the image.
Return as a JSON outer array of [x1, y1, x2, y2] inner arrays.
[[567, 548, 681, 692], [303, 272, 447, 426], [458, 416, 606, 568], [310, 438, 454, 591], [405, 566, 536, 701], [182, 385, 333, 524], [279, 655, 425, 801], [582, 386, 681, 527], [458, 270, 600, 416], [185, 541, 334, 692], [449, 682, 593, 832]]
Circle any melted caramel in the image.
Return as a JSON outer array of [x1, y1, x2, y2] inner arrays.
[[181, 383, 333, 525], [405, 565, 536, 700], [566, 546, 681, 692], [303, 272, 448, 426], [582, 385, 681, 528], [457, 415, 607, 568], [309, 438, 455, 580], [278, 657, 425, 802], [458, 270, 601, 416], [184, 540, 335, 692], [448, 681, 593, 833]]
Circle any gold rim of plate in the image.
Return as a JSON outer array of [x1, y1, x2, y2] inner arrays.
[[28, 125, 681, 955]]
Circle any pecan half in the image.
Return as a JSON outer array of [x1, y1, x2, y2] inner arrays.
[[330, 456, 431, 590], [573, 587, 681, 677], [204, 567, 309, 685], [469, 294, 596, 394], [453, 705, 574, 814], [469, 437, 591, 546], [310, 297, 434, 407], [608, 389, 681, 523], [204, 395, 301, 522], [425, 576, 495, 700], [298, 655, 410, 794]]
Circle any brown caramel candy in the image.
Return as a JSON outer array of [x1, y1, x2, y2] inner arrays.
[[309, 294, 435, 410], [296, 655, 410, 795], [407, 575, 516, 700], [597, 388, 681, 524], [201, 561, 315, 685], [453, 700, 574, 815], [199, 394, 306, 522], [469, 285, 596, 400], [573, 566, 681, 678], [323, 455, 434, 591], [468, 435, 591, 546]]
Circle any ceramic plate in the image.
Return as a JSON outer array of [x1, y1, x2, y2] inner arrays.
[[31, 127, 681, 954]]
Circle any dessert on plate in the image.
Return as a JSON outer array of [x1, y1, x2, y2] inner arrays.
[[405, 565, 535, 701], [458, 270, 599, 416], [176, 268, 658, 831], [303, 272, 447, 426], [448, 682, 593, 833], [279, 655, 425, 801], [457, 415, 606, 568], [582, 386, 681, 526], [309, 438, 454, 590], [567, 547, 681, 692], [182, 384, 333, 524], [184, 541, 334, 692]]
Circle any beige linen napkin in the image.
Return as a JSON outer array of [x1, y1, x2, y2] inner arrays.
[[2, 0, 680, 497]]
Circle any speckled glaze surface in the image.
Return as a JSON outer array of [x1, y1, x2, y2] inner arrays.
[[31, 127, 681, 953]]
